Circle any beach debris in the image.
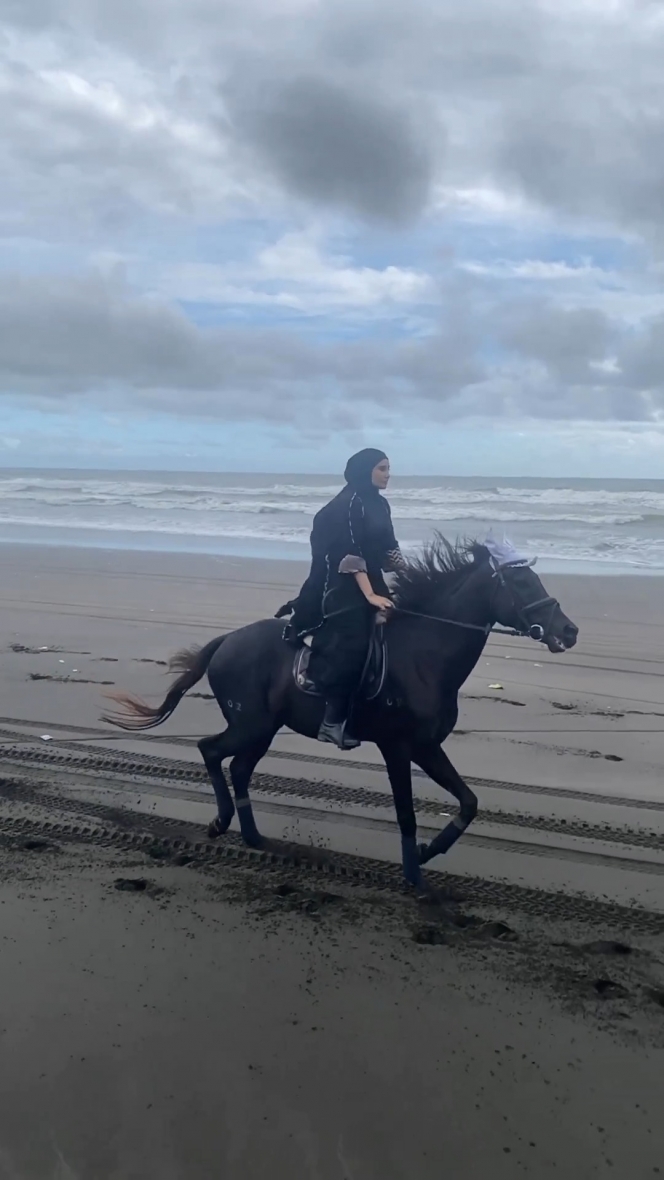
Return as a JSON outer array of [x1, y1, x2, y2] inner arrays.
[[475, 920, 518, 942], [488, 683, 504, 690], [412, 925, 449, 946], [21, 838, 52, 853], [29, 673, 114, 686], [114, 877, 148, 892], [593, 978, 629, 999], [58, 659, 65, 664], [584, 940, 632, 957], [40, 734, 52, 741]]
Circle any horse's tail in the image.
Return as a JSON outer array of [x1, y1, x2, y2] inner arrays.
[[102, 635, 227, 731]]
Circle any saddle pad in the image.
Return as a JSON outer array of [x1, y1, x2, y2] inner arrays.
[[292, 630, 387, 703]]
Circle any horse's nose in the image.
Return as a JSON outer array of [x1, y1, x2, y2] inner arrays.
[[563, 622, 578, 647]]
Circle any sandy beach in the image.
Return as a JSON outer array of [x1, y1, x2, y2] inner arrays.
[[1, 542, 664, 1178]]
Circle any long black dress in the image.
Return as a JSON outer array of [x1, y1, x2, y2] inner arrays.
[[290, 484, 404, 700]]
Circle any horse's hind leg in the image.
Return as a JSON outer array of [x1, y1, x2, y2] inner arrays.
[[198, 731, 237, 837], [228, 735, 273, 849], [198, 728, 274, 847]]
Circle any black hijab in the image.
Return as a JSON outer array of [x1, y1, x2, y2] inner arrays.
[[343, 448, 387, 493]]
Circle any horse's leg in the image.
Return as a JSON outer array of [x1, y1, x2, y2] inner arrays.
[[228, 735, 273, 849], [198, 726, 274, 842], [378, 739, 421, 888], [412, 742, 478, 864], [198, 730, 240, 837]]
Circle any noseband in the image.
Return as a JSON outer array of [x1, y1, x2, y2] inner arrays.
[[491, 561, 559, 642]]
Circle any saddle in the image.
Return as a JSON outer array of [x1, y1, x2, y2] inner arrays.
[[292, 626, 387, 704]]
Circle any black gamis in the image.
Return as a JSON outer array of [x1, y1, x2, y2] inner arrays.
[[291, 482, 404, 636]]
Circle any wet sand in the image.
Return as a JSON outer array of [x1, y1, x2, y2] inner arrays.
[[1, 543, 664, 1177]]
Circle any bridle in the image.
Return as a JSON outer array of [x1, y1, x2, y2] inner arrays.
[[394, 559, 560, 644], [489, 560, 560, 643]]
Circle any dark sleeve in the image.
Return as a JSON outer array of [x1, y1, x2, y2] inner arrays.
[[380, 499, 406, 570], [338, 493, 367, 574]]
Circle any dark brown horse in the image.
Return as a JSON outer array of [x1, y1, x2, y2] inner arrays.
[[104, 538, 578, 888]]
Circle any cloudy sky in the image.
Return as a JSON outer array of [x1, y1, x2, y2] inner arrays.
[[2, 0, 664, 475]]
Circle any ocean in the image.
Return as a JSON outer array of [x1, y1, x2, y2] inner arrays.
[[1, 469, 664, 574]]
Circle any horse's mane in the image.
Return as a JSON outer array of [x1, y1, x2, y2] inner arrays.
[[392, 535, 489, 612]]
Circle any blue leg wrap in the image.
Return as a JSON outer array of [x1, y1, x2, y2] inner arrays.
[[420, 818, 465, 864], [401, 836, 423, 886], [236, 799, 263, 848]]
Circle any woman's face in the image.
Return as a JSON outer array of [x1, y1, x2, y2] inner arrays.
[[371, 458, 391, 489]]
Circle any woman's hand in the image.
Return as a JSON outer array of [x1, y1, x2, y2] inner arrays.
[[352, 571, 394, 611], [367, 594, 394, 611]]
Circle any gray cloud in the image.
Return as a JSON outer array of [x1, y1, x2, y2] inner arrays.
[[0, 271, 480, 411], [2, 269, 662, 427], [0, 272, 318, 402], [231, 74, 436, 224], [618, 315, 664, 393], [3, 0, 664, 234], [500, 303, 613, 385], [2, 0, 664, 431], [496, 94, 664, 236]]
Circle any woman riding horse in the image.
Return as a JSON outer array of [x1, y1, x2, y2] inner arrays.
[[284, 449, 405, 750]]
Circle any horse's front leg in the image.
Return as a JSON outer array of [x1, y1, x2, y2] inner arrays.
[[412, 742, 478, 864], [378, 738, 422, 888]]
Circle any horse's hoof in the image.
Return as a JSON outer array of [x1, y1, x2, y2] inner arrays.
[[403, 864, 424, 890], [208, 812, 233, 839], [242, 831, 265, 850]]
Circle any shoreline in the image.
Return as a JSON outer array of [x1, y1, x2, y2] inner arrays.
[[2, 533, 663, 577]]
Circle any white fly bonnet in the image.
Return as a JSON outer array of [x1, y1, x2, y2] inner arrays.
[[484, 530, 536, 569]]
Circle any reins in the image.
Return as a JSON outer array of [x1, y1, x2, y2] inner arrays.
[[392, 606, 534, 639], [287, 560, 561, 646], [391, 607, 492, 636], [317, 604, 551, 642]]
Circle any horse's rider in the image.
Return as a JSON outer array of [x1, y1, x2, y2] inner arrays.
[[283, 448, 406, 750]]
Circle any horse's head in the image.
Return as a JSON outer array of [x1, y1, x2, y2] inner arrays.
[[392, 534, 578, 654], [479, 532, 576, 653], [488, 556, 578, 653]]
